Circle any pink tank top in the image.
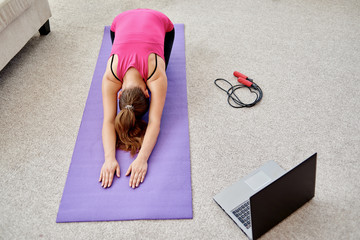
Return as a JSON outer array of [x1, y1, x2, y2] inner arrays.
[[110, 9, 174, 82]]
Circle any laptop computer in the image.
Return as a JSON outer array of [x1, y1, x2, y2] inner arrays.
[[213, 153, 317, 240]]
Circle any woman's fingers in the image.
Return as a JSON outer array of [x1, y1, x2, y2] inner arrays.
[[140, 172, 145, 183], [129, 171, 134, 187], [108, 172, 114, 187], [99, 161, 121, 188], [126, 164, 132, 176], [104, 172, 109, 188], [116, 165, 120, 178], [129, 170, 146, 188], [131, 172, 138, 188], [101, 171, 105, 187], [135, 173, 141, 187], [130, 172, 136, 188], [100, 163, 147, 189], [99, 171, 103, 182], [102, 172, 106, 187], [126, 160, 148, 188]]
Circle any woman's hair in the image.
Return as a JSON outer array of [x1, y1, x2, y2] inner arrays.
[[114, 87, 150, 156]]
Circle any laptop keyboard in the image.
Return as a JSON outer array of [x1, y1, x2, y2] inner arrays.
[[232, 200, 251, 229]]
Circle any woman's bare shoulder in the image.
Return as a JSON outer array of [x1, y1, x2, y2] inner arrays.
[[103, 55, 122, 86], [147, 54, 167, 84]]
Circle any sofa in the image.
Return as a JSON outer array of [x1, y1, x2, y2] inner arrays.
[[0, 0, 51, 71]]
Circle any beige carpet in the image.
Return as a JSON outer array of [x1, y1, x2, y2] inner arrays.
[[1, 0, 359, 239]]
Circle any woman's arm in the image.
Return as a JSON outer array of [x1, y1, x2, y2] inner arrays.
[[138, 75, 167, 160], [99, 60, 122, 188], [125, 71, 168, 188]]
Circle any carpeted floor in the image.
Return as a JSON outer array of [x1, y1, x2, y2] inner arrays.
[[1, 0, 359, 239]]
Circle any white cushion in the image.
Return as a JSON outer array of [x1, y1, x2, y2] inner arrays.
[[0, 0, 33, 32]]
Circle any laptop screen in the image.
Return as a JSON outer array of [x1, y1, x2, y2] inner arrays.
[[250, 153, 317, 239]]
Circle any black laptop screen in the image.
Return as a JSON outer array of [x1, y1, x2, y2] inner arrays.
[[250, 153, 317, 239]]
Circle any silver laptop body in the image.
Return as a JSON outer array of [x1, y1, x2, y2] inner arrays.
[[213, 153, 317, 239]]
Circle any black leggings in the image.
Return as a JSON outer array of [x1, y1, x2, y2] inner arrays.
[[110, 28, 175, 69]]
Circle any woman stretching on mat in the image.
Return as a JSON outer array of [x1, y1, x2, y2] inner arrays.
[[99, 9, 174, 189]]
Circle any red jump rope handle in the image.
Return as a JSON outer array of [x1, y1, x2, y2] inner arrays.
[[237, 77, 253, 87], [233, 71, 249, 79]]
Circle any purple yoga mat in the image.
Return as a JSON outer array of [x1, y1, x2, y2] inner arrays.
[[56, 24, 192, 222]]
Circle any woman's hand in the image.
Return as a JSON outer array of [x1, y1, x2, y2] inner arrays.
[[126, 157, 148, 188], [99, 159, 120, 188]]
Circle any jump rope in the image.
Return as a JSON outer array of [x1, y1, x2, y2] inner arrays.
[[214, 71, 263, 108]]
